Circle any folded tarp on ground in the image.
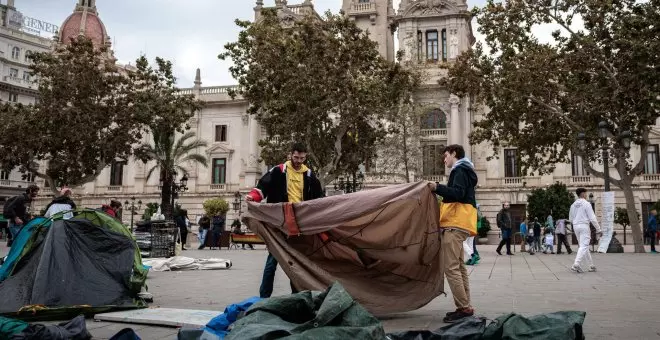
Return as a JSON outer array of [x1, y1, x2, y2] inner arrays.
[[142, 256, 232, 271], [177, 296, 261, 340], [226, 282, 385, 340], [242, 181, 443, 315], [0, 315, 91, 340]]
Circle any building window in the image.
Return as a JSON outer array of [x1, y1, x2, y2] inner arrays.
[[24, 50, 32, 62], [9, 68, 18, 78], [644, 144, 659, 174], [11, 47, 20, 59], [212, 158, 227, 184], [422, 109, 447, 129], [441, 29, 447, 62], [504, 149, 520, 177], [109, 161, 124, 186], [426, 31, 438, 61], [215, 125, 228, 142], [23, 172, 35, 182], [8, 93, 18, 103], [422, 144, 446, 177], [417, 31, 423, 62], [0, 170, 9, 180], [22, 72, 31, 82], [571, 152, 588, 176]]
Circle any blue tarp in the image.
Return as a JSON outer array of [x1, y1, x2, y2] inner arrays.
[[0, 217, 51, 282], [177, 296, 261, 340]]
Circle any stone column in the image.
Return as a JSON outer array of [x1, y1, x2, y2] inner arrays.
[[449, 94, 461, 146], [245, 115, 261, 187]]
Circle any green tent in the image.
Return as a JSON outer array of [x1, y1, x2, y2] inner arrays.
[[0, 209, 148, 321]]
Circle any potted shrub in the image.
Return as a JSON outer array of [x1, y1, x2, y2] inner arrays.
[[203, 198, 230, 217], [477, 216, 491, 244]]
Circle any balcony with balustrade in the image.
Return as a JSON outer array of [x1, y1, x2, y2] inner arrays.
[[348, 1, 377, 16]]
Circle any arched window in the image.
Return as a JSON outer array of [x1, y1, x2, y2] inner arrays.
[[11, 47, 20, 59], [423, 109, 447, 129]]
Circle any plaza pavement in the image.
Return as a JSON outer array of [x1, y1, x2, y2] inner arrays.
[[2, 241, 660, 339]]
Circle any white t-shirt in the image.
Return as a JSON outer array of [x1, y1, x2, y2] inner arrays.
[[569, 198, 601, 232]]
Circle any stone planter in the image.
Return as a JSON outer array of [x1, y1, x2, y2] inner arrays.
[[478, 237, 489, 245]]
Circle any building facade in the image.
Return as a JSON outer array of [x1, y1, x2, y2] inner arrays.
[[18, 0, 660, 240], [0, 0, 52, 203]]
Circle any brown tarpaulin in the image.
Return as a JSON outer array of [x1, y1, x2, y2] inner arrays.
[[242, 181, 445, 315]]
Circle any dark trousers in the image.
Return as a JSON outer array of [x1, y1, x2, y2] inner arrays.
[[496, 229, 512, 254], [651, 232, 657, 252], [179, 226, 188, 247], [557, 234, 572, 253], [259, 253, 298, 298], [472, 237, 479, 256]]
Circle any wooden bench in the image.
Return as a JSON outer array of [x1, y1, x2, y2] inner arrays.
[[230, 233, 265, 249]]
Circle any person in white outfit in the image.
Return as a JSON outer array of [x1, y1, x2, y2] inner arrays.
[[44, 187, 76, 220], [568, 188, 602, 273]]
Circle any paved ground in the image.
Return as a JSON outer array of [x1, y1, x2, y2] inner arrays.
[[2, 241, 660, 339]]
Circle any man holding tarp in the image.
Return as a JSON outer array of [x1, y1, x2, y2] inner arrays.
[[428, 144, 479, 323], [245, 143, 324, 298]]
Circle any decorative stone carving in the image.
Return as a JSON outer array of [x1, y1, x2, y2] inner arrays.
[[449, 30, 459, 59], [402, 32, 414, 61], [248, 154, 259, 167], [449, 94, 460, 106], [402, 0, 455, 16], [241, 114, 250, 126]]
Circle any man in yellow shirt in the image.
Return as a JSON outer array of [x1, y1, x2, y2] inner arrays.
[[246, 143, 324, 298]]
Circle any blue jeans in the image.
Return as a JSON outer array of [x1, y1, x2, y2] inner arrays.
[[259, 253, 297, 298], [8, 221, 22, 239], [198, 229, 208, 245]]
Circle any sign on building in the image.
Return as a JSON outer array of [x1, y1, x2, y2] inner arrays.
[[5, 8, 59, 36]]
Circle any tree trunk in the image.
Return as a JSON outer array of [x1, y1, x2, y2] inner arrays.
[[402, 122, 410, 183], [161, 171, 174, 219], [622, 182, 645, 253]]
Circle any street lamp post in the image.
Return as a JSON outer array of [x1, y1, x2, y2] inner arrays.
[[232, 191, 243, 216], [124, 197, 142, 232], [577, 121, 632, 191], [161, 173, 189, 217]]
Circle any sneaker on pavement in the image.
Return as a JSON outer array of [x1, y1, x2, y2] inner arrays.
[[570, 264, 583, 273], [588, 266, 597, 272], [651, 250, 658, 254], [443, 308, 474, 323], [496, 250, 502, 255]]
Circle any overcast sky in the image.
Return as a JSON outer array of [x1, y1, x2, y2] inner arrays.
[[15, 0, 519, 88]]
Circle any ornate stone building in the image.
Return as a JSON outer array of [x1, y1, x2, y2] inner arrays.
[[20, 0, 660, 239]]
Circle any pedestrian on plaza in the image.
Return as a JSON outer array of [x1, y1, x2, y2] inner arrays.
[[210, 214, 225, 250], [197, 214, 211, 250], [231, 219, 254, 250], [542, 230, 555, 254], [100, 200, 122, 219], [44, 187, 76, 220], [647, 209, 657, 253], [496, 202, 514, 256], [428, 144, 478, 323], [519, 218, 528, 252], [532, 217, 542, 252], [246, 142, 324, 298], [175, 209, 189, 250], [526, 230, 535, 255], [555, 218, 573, 254], [569, 188, 602, 273], [3, 184, 39, 244]]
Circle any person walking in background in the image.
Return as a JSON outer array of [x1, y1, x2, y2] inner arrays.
[[246, 143, 324, 298], [647, 209, 657, 253], [526, 230, 536, 255], [555, 218, 573, 254], [44, 187, 76, 220], [101, 200, 122, 219], [519, 218, 528, 252], [569, 188, 602, 273], [210, 214, 226, 250], [3, 184, 39, 244], [533, 217, 542, 252], [197, 214, 211, 250], [428, 144, 479, 323], [175, 209, 189, 250], [496, 202, 514, 256]]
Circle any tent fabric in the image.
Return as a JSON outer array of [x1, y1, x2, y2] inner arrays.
[[0, 315, 29, 338], [226, 282, 385, 340], [242, 181, 443, 315], [11, 315, 92, 340], [0, 210, 147, 320], [0, 217, 50, 282]]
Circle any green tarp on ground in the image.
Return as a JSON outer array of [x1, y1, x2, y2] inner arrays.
[[226, 282, 385, 340]]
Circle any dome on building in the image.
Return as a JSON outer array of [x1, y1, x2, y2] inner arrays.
[[58, 0, 109, 48]]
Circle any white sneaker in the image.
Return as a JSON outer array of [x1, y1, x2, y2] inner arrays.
[[588, 266, 597, 272], [570, 264, 583, 273]]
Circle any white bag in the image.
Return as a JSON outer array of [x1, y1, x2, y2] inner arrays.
[[463, 236, 474, 260]]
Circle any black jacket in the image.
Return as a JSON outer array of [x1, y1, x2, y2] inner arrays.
[[435, 162, 478, 207], [3, 193, 32, 222], [497, 209, 512, 230], [249, 163, 324, 204], [198, 216, 211, 230]]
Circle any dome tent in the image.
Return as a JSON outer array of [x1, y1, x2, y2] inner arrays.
[[0, 210, 148, 320]]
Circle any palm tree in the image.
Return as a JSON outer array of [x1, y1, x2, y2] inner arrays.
[[138, 129, 208, 218]]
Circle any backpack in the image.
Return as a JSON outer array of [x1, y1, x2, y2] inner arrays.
[[3, 195, 19, 218]]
